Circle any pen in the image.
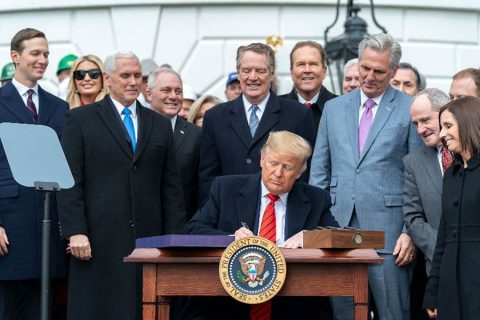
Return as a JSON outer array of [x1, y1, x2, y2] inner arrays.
[[241, 221, 250, 230]]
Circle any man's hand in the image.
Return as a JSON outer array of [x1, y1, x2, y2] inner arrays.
[[426, 308, 437, 319], [69, 234, 92, 261], [279, 231, 303, 249], [0, 226, 9, 256], [393, 232, 416, 267], [234, 227, 254, 240]]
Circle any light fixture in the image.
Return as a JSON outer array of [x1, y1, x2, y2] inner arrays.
[[324, 0, 387, 93]]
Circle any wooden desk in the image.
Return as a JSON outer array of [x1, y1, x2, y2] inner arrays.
[[125, 248, 382, 320]]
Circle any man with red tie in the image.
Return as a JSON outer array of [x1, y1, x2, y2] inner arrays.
[[403, 88, 450, 319], [186, 131, 338, 319], [280, 41, 336, 134], [0, 28, 69, 318]]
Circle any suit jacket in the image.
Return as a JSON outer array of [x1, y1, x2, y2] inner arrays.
[[309, 86, 423, 254], [198, 93, 315, 205], [403, 146, 442, 275], [173, 116, 201, 220], [0, 81, 68, 280], [57, 95, 185, 319], [184, 174, 338, 320], [279, 86, 337, 134]]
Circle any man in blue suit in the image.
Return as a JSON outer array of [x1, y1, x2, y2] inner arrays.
[[0, 28, 69, 318], [186, 131, 338, 319], [309, 33, 422, 320], [198, 42, 316, 205]]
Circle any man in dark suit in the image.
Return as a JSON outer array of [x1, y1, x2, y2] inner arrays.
[[403, 88, 450, 320], [279, 41, 336, 134], [199, 42, 316, 205], [186, 131, 337, 319], [57, 51, 185, 320], [147, 66, 201, 220], [0, 28, 69, 319]]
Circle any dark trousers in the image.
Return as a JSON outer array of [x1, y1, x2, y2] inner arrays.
[[0, 280, 41, 320], [410, 253, 429, 320]]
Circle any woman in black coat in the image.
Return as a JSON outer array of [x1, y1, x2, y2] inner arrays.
[[424, 96, 480, 319]]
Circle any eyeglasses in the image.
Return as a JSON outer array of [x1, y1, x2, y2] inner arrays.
[[73, 69, 102, 81]]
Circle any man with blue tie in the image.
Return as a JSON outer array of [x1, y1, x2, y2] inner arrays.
[[57, 50, 185, 319], [0, 28, 69, 319], [309, 33, 423, 320], [198, 42, 316, 206]]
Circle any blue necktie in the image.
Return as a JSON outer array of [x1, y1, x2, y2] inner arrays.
[[249, 104, 259, 137], [122, 108, 136, 152]]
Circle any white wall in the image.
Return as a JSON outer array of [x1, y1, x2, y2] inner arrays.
[[0, 1, 479, 99]]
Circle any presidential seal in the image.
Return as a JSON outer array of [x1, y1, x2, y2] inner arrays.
[[219, 236, 287, 304]]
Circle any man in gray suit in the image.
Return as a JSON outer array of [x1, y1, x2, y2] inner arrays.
[[309, 33, 423, 320], [403, 88, 449, 320]]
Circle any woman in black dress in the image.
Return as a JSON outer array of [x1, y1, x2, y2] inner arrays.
[[424, 96, 480, 319]]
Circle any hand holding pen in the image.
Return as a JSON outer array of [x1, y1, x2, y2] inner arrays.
[[234, 221, 254, 240]]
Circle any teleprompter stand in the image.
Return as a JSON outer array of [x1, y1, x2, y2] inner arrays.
[[0, 123, 73, 320]]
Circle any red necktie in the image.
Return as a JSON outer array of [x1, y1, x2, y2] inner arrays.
[[26, 89, 38, 124], [304, 102, 312, 108], [441, 146, 453, 173], [250, 193, 279, 320]]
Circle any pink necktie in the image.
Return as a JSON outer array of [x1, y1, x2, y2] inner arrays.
[[358, 99, 375, 154]]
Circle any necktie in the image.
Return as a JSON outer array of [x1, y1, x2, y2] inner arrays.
[[250, 193, 279, 320], [441, 146, 453, 173], [249, 105, 259, 137], [26, 89, 38, 124], [122, 108, 136, 152], [358, 99, 375, 154], [304, 102, 312, 108]]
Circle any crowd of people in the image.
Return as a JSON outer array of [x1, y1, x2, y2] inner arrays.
[[0, 26, 480, 320]]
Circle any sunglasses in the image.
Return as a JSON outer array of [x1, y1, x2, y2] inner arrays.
[[73, 69, 102, 81]]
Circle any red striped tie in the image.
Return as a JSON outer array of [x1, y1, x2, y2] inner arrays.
[[26, 89, 38, 124], [250, 193, 279, 320]]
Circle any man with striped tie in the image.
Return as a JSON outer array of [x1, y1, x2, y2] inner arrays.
[[0, 28, 69, 319], [57, 50, 185, 320], [186, 131, 338, 319], [198, 43, 315, 206]]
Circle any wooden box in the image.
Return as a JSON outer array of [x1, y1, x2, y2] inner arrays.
[[303, 229, 384, 249]]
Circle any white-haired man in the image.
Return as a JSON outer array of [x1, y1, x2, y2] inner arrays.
[[58, 50, 185, 319]]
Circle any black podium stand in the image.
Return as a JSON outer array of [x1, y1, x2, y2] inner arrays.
[[0, 123, 73, 320]]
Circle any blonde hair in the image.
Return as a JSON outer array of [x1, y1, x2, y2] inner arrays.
[[261, 131, 312, 173], [66, 54, 108, 108], [187, 94, 223, 124]]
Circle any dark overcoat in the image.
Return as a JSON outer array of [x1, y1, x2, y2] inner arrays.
[[279, 86, 337, 135], [198, 92, 316, 205], [424, 154, 480, 319], [57, 96, 185, 320], [0, 82, 68, 280]]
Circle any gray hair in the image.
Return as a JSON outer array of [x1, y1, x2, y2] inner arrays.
[[104, 50, 140, 74], [343, 58, 358, 74], [413, 88, 450, 112], [358, 33, 402, 69], [147, 67, 182, 90], [236, 43, 275, 73]]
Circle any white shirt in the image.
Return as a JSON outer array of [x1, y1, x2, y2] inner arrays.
[[11, 78, 39, 112], [297, 91, 320, 105], [358, 90, 385, 125], [257, 181, 288, 246], [243, 93, 270, 124], [111, 97, 139, 139], [170, 115, 177, 132]]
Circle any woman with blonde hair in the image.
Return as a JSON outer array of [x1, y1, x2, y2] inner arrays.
[[187, 94, 223, 127], [66, 54, 108, 108]]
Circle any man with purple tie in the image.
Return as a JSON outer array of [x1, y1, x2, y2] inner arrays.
[[309, 33, 423, 320]]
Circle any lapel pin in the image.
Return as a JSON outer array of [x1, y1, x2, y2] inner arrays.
[[180, 130, 185, 134]]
